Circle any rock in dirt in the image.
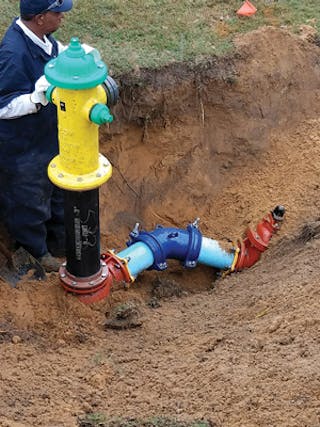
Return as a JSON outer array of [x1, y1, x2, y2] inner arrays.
[[104, 301, 143, 330], [11, 335, 22, 344]]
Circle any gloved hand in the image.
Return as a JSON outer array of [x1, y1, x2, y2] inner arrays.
[[30, 75, 50, 106], [82, 43, 101, 61], [82, 43, 94, 54]]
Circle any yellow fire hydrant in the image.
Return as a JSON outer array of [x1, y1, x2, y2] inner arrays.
[[45, 37, 113, 191], [44, 37, 118, 303]]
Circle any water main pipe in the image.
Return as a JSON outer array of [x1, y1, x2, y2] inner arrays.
[[115, 223, 235, 280], [79, 205, 285, 303], [115, 205, 284, 279]]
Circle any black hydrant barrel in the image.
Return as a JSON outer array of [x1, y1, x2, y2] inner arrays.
[[64, 189, 101, 277]]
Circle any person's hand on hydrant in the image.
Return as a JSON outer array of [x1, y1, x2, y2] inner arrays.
[[31, 75, 50, 106]]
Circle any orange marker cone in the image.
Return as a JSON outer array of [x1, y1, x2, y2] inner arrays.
[[236, 0, 257, 17]]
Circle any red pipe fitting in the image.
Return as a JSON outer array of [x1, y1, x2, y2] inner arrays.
[[59, 252, 132, 304], [235, 205, 285, 271], [101, 251, 133, 283], [59, 259, 113, 304]]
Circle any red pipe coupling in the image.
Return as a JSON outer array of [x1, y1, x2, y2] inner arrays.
[[101, 251, 133, 283]]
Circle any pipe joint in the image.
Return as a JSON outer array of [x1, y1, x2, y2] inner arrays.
[[184, 223, 202, 268], [126, 223, 203, 271], [59, 259, 113, 304], [127, 226, 169, 271], [101, 251, 133, 283]]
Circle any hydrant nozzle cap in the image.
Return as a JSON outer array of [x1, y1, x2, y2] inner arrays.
[[67, 37, 86, 58], [90, 104, 113, 125], [44, 37, 107, 89]]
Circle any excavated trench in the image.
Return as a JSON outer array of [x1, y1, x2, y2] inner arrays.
[[99, 27, 320, 245], [0, 27, 320, 427]]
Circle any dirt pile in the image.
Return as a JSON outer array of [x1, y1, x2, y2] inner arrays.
[[0, 27, 320, 427]]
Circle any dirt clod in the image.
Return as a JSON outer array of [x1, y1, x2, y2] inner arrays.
[[104, 301, 143, 330]]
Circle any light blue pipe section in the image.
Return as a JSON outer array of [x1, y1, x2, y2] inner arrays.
[[117, 242, 154, 279], [116, 233, 235, 279], [198, 236, 234, 269]]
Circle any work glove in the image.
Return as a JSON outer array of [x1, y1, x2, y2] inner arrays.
[[82, 43, 94, 53], [30, 75, 50, 106], [82, 43, 101, 61]]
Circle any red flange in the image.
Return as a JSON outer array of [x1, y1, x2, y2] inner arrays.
[[77, 280, 113, 304], [59, 253, 132, 304], [59, 260, 113, 304]]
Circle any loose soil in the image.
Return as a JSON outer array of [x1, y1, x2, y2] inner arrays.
[[0, 27, 320, 427]]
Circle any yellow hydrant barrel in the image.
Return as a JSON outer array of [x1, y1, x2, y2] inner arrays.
[[45, 37, 113, 191]]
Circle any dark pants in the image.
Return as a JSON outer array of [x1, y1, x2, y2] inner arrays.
[[0, 166, 65, 258]]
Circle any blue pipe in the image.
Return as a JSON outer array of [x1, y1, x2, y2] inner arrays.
[[198, 236, 234, 269], [116, 242, 154, 279], [116, 223, 235, 279]]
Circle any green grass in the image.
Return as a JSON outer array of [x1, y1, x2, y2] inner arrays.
[[1, 0, 320, 74]]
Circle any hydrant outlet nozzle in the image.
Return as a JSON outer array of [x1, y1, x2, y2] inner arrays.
[[90, 103, 113, 125]]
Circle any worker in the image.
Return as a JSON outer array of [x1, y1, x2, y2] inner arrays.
[[0, 0, 73, 272]]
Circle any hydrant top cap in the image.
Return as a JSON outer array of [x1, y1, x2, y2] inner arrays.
[[44, 37, 107, 89]]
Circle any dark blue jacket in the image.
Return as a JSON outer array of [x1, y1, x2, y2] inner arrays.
[[0, 18, 59, 171]]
